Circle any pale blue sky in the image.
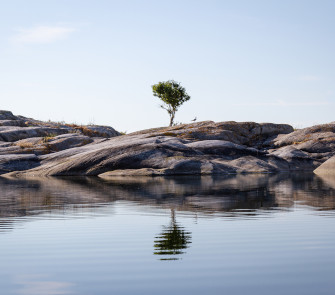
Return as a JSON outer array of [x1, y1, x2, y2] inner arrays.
[[1, 0, 334, 131]]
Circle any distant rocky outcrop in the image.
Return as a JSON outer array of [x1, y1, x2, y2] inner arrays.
[[0, 110, 334, 176]]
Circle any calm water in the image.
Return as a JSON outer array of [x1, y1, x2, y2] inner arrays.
[[1, 174, 335, 295]]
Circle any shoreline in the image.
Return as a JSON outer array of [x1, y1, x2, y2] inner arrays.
[[0, 110, 334, 177]]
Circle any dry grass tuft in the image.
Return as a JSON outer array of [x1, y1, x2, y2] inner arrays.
[[65, 124, 108, 137], [16, 142, 34, 149]]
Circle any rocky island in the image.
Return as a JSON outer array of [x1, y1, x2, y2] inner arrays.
[[0, 110, 334, 177]]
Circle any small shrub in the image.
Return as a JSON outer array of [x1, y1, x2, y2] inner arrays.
[[65, 123, 80, 128], [42, 133, 57, 143]]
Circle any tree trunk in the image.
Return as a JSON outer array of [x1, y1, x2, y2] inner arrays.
[[169, 112, 175, 126]]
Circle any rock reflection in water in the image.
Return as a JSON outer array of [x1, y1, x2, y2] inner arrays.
[[154, 209, 192, 260], [1, 173, 335, 232], [1, 173, 335, 294]]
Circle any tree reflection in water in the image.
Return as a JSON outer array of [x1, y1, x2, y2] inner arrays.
[[154, 209, 192, 260]]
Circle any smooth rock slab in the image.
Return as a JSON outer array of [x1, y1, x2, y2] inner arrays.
[[0, 126, 70, 142], [314, 156, 335, 175], [0, 154, 40, 174], [0, 111, 17, 120], [4, 134, 287, 177], [0, 120, 25, 127], [272, 123, 335, 147], [132, 121, 293, 146]]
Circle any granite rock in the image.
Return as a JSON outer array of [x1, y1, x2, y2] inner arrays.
[[314, 156, 335, 175], [0, 110, 334, 177]]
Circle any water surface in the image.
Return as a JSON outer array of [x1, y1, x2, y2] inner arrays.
[[1, 173, 335, 295]]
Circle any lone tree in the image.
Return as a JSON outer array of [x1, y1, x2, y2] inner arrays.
[[152, 80, 191, 126]]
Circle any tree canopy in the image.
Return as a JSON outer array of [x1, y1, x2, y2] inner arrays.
[[152, 80, 191, 126]]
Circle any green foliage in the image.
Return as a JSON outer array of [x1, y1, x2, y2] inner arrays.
[[42, 133, 57, 143], [153, 209, 192, 260], [152, 80, 191, 126]]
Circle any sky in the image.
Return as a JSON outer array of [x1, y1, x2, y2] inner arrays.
[[1, 0, 334, 132]]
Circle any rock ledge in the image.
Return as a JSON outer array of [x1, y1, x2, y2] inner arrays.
[[0, 110, 334, 176]]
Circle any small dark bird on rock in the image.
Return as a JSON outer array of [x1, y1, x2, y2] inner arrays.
[[191, 117, 197, 122]]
